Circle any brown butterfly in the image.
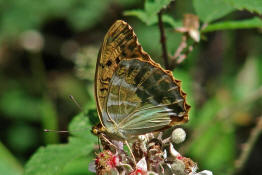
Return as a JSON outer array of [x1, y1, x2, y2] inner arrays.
[[92, 20, 190, 143]]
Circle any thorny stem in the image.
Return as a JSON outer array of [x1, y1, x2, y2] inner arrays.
[[158, 11, 169, 70], [234, 117, 262, 174], [169, 34, 188, 69], [169, 34, 196, 70]]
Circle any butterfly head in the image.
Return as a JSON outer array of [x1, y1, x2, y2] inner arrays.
[[92, 123, 106, 136]]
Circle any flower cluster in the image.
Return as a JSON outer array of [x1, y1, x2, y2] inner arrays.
[[90, 128, 213, 175]]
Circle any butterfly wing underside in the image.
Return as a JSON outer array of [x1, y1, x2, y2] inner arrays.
[[95, 20, 190, 138]]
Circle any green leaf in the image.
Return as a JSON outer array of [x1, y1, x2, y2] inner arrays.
[[228, 0, 262, 14], [203, 17, 262, 32], [114, 0, 140, 7], [25, 113, 97, 175], [193, 0, 235, 22], [162, 15, 182, 28], [124, 0, 174, 26], [124, 10, 151, 25], [0, 142, 23, 175], [124, 10, 180, 27], [60, 157, 95, 175], [144, 0, 174, 14], [69, 113, 96, 140], [25, 137, 94, 175]]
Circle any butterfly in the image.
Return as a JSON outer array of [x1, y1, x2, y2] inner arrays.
[[92, 20, 190, 142]]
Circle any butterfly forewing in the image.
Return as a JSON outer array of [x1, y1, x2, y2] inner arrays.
[[95, 20, 150, 126]]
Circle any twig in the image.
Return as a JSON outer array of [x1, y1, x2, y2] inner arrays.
[[169, 34, 197, 70], [234, 116, 262, 174], [158, 11, 169, 70], [169, 34, 188, 69]]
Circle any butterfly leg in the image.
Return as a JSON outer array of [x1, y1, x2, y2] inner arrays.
[[125, 140, 137, 167], [100, 133, 118, 150]]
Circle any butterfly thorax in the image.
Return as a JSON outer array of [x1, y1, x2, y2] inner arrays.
[[92, 123, 127, 141]]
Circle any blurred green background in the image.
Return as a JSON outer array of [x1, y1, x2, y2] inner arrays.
[[0, 0, 262, 175]]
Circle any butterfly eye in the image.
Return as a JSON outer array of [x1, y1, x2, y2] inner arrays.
[[92, 127, 99, 135]]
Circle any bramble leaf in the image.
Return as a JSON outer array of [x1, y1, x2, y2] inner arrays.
[[193, 0, 235, 22], [124, 0, 174, 26], [25, 114, 96, 175], [228, 0, 262, 14], [203, 17, 262, 32]]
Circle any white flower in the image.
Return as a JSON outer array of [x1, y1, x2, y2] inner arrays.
[[169, 143, 181, 157], [136, 157, 147, 172], [194, 170, 213, 175]]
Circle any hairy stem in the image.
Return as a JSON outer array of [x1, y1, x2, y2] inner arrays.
[[234, 117, 262, 174], [158, 11, 169, 70]]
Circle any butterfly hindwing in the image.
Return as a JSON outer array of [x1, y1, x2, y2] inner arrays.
[[104, 59, 189, 137]]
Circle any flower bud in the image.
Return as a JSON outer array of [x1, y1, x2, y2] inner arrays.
[[171, 128, 186, 144]]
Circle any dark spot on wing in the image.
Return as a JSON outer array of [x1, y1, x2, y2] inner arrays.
[[131, 54, 138, 58], [116, 57, 120, 64], [99, 62, 105, 68], [122, 52, 127, 57], [106, 60, 112, 67], [128, 43, 136, 51], [100, 77, 111, 84], [100, 88, 107, 92], [120, 44, 126, 50]]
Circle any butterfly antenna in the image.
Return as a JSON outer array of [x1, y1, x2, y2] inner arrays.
[[44, 129, 69, 133], [44, 127, 91, 133], [69, 95, 82, 111]]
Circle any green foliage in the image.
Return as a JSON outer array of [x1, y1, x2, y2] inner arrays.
[[228, 0, 262, 14], [193, 0, 235, 23], [0, 142, 23, 175], [203, 17, 262, 32], [7, 124, 38, 153], [24, 114, 96, 175], [189, 121, 235, 172], [66, 1, 108, 30], [0, 0, 134, 43], [0, 88, 42, 121], [124, 0, 175, 25]]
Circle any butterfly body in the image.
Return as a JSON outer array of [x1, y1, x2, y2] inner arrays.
[[93, 20, 190, 141]]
